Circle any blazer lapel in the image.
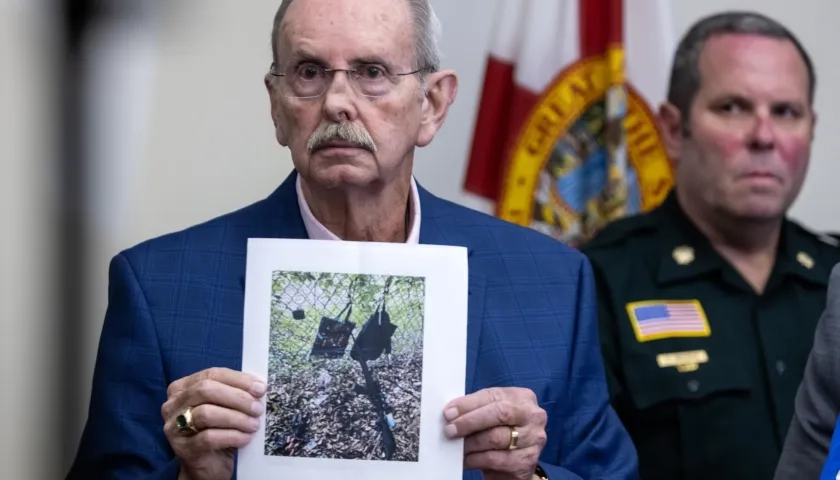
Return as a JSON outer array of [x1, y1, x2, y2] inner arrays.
[[418, 187, 484, 393], [239, 171, 309, 293], [260, 170, 310, 241]]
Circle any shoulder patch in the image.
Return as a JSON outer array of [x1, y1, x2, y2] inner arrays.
[[580, 212, 656, 251], [817, 232, 840, 247], [791, 221, 840, 248], [626, 299, 711, 342]]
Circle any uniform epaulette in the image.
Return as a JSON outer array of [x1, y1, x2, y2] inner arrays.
[[791, 222, 840, 248], [580, 212, 657, 251], [817, 232, 840, 247]]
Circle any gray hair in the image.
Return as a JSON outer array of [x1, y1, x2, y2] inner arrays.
[[667, 11, 816, 132], [270, 0, 442, 73]]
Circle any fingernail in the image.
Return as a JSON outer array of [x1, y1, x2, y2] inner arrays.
[[251, 382, 266, 396], [444, 407, 458, 421], [251, 417, 261, 430], [251, 401, 264, 415], [444, 423, 457, 438]]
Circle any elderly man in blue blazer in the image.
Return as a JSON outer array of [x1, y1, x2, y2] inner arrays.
[[66, 0, 638, 479]]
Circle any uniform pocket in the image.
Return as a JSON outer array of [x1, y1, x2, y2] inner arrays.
[[621, 345, 753, 411]]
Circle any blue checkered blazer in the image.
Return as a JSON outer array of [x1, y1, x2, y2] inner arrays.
[[67, 171, 638, 479]]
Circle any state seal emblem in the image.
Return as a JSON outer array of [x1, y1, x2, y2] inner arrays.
[[496, 48, 674, 247]]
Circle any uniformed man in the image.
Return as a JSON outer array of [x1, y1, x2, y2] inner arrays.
[[580, 11, 840, 480]]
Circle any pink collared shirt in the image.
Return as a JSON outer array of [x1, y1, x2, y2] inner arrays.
[[295, 174, 421, 244]]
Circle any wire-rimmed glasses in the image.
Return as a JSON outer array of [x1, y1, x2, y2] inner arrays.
[[269, 61, 430, 99]]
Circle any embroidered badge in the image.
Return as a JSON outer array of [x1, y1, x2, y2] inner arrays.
[[656, 349, 709, 372], [672, 246, 695, 265], [626, 299, 711, 342], [797, 251, 814, 269]]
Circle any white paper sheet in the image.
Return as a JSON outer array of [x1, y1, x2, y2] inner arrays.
[[238, 238, 469, 480]]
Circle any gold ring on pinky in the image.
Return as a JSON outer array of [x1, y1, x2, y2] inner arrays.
[[508, 426, 519, 450], [175, 406, 199, 435]]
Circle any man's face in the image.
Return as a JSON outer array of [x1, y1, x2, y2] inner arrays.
[[663, 33, 815, 221], [265, 0, 456, 191]]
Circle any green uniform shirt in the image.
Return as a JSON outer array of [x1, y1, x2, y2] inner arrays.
[[580, 190, 840, 480]]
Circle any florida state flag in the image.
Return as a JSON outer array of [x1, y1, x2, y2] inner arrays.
[[463, 0, 676, 246]]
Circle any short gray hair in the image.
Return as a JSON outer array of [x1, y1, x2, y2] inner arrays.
[[667, 11, 816, 130], [270, 0, 442, 72]]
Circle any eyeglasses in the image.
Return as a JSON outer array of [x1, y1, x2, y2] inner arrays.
[[269, 61, 430, 99]]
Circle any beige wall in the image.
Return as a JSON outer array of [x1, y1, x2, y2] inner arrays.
[[4, 0, 840, 476], [1, 2, 60, 478]]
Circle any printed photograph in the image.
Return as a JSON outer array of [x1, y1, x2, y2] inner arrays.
[[265, 271, 426, 462]]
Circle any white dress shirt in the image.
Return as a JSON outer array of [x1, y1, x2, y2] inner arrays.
[[295, 174, 421, 244]]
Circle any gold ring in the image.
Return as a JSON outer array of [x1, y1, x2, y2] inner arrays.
[[508, 426, 519, 450], [175, 406, 198, 435]]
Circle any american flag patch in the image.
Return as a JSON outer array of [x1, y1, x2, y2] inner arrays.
[[625, 300, 711, 342]]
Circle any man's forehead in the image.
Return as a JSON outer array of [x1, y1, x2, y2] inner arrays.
[[279, 0, 414, 63], [700, 34, 801, 64], [696, 34, 810, 98]]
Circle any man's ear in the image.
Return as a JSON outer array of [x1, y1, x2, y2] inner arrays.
[[657, 102, 684, 162], [416, 69, 458, 147], [265, 73, 289, 146]]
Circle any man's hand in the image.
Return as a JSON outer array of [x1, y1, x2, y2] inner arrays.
[[443, 387, 547, 480], [161, 367, 267, 480]]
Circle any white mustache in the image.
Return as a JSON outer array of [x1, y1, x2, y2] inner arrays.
[[306, 122, 377, 153]]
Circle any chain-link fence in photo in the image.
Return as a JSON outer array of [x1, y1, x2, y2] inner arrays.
[[265, 271, 426, 462]]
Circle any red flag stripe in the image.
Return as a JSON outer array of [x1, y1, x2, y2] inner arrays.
[[609, 0, 623, 47], [463, 59, 541, 202], [580, 0, 622, 56], [462, 57, 516, 199]]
